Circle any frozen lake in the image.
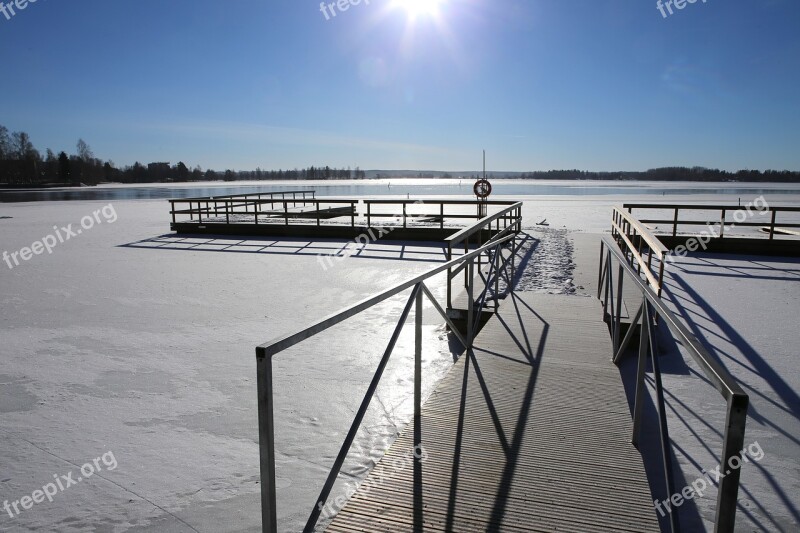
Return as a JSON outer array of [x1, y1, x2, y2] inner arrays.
[[1, 188, 798, 531], [3, 178, 800, 203]]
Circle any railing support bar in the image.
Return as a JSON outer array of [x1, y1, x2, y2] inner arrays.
[[613, 302, 643, 364], [614, 264, 624, 353]]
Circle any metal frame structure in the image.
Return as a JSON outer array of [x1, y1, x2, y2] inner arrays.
[[170, 195, 518, 229], [598, 236, 749, 533], [255, 234, 518, 533], [445, 202, 523, 308]]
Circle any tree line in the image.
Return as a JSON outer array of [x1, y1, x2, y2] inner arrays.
[[1, 124, 797, 186], [0, 125, 367, 187], [514, 168, 799, 182]]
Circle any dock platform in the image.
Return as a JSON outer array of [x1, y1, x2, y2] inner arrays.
[[327, 292, 659, 532]]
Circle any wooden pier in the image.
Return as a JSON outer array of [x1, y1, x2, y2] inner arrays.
[[327, 292, 659, 532]]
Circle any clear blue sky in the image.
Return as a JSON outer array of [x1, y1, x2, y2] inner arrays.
[[1, 0, 798, 172]]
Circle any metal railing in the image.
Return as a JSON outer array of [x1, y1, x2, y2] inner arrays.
[[611, 206, 669, 296], [445, 202, 523, 308], [170, 195, 518, 230], [598, 236, 749, 533], [255, 234, 517, 533], [623, 203, 800, 240], [170, 191, 317, 225]]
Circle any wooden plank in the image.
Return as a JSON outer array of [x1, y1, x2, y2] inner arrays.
[[326, 293, 659, 532]]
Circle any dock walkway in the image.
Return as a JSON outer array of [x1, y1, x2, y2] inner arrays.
[[327, 292, 659, 532]]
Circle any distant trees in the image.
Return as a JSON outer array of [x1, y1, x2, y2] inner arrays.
[[1, 122, 797, 187]]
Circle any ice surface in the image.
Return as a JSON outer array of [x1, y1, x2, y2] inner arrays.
[[1, 186, 799, 532]]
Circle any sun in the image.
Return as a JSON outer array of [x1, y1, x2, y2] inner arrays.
[[392, 0, 444, 19]]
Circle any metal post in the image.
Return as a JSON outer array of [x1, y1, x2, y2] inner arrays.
[[494, 245, 500, 310], [477, 228, 482, 269], [403, 202, 407, 228], [631, 297, 649, 447], [414, 287, 423, 447], [464, 237, 469, 287], [614, 264, 624, 353], [769, 210, 777, 240], [447, 243, 453, 309], [510, 234, 515, 291], [673, 208, 679, 237], [256, 350, 278, 533], [367, 203, 371, 228], [440, 203, 444, 229], [467, 258, 474, 347], [715, 395, 749, 533], [284, 201, 289, 226], [597, 240, 606, 299], [603, 256, 611, 318], [719, 209, 725, 238]]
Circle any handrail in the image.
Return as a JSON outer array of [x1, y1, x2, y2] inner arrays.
[[611, 206, 668, 296], [445, 201, 523, 245], [256, 234, 517, 533], [624, 202, 800, 211], [598, 236, 748, 533], [613, 207, 668, 259], [623, 203, 800, 241]]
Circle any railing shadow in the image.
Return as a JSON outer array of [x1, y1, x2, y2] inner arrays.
[[443, 290, 546, 530], [119, 233, 449, 264], [660, 254, 800, 531]]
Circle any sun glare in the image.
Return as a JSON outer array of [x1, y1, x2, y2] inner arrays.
[[393, 0, 444, 19]]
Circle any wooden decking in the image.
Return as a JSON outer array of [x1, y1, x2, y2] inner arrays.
[[327, 292, 659, 532]]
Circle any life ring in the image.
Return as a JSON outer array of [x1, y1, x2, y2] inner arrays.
[[474, 179, 492, 199]]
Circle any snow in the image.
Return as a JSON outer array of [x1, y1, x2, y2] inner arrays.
[[0, 200, 457, 532]]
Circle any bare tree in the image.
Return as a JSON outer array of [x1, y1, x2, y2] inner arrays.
[[12, 131, 37, 159], [0, 125, 10, 159], [76, 138, 94, 161]]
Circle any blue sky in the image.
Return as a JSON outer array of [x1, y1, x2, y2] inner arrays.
[[1, 0, 798, 171]]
